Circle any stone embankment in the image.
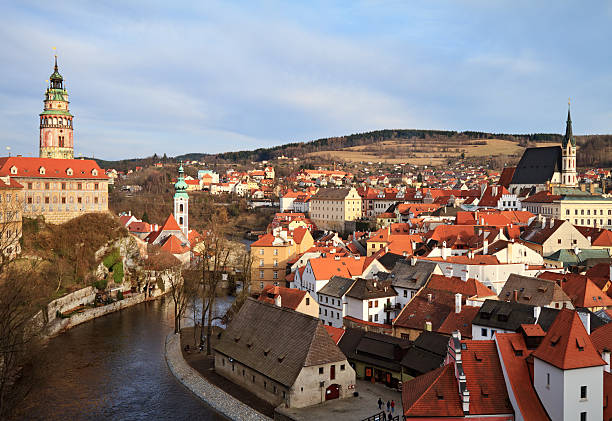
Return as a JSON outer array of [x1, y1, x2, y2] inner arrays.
[[164, 333, 271, 421]]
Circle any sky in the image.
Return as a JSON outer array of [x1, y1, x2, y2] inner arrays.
[[1, 1, 611, 160]]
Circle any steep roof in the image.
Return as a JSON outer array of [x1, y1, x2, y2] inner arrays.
[[498, 166, 516, 188], [323, 325, 345, 345], [438, 306, 481, 338], [159, 235, 189, 254], [520, 218, 567, 245], [498, 274, 571, 307], [427, 274, 496, 299], [509, 146, 562, 185], [402, 364, 464, 417], [473, 299, 540, 331], [590, 321, 612, 354], [214, 299, 347, 387], [160, 214, 182, 232], [393, 288, 454, 330], [532, 308, 606, 370], [495, 333, 551, 420], [311, 187, 351, 201]]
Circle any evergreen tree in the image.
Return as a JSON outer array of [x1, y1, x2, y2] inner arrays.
[[142, 211, 150, 223]]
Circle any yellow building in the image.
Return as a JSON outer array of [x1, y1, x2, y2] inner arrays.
[[309, 187, 362, 232], [0, 176, 24, 259], [250, 226, 314, 293]]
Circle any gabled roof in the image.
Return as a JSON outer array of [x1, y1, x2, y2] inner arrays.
[[345, 278, 396, 300], [317, 276, 356, 298], [591, 321, 612, 354], [257, 286, 307, 310], [532, 308, 606, 370], [214, 299, 347, 387], [389, 260, 439, 290], [510, 146, 562, 185], [323, 325, 345, 345], [438, 306, 480, 338], [159, 235, 189, 254], [520, 218, 572, 245], [498, 166, 516, 188], [427, 274, 496, 299], [160, 214, 182, 232], [393, 288, 454, 330], [498, 274, 572, 307]]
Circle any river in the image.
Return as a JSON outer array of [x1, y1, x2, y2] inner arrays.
[[16, 296, 232, 421]]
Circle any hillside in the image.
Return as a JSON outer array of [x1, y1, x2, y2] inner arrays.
[[92, 130, 612, 169]]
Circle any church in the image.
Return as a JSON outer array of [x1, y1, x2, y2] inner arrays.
[[508, 104, 578, 195], [0, 56, 109, 224]]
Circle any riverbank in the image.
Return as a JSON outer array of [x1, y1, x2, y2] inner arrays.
[[37, 286, 168, 340], [165, 332, 271, 421]]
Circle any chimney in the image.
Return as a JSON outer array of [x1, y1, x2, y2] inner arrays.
[[403, 251, 407, 257], [274, 294, 282, 307], [581, 183, 586, 192], [549, 218, 554, 229], [578, 310, 591, 335], [513, 289, 518, 302], [425, 321, 432, 331], [461, 389, 470, 414], [411, 256, 417, 266], [603, 349, 611, 373], [483, 239, 488, 255], [461, 269, 468, 282], [541, 217, 546, 229], [455, 293, 462, 314], [427, 293, 433, 303], [533, 306, 541, 322], [587, 236, 592, 245]]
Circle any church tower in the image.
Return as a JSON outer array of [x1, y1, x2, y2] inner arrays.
[[39, 56, 74, 159], [561, 101, 577, 186], [174, 163, 189, 238]]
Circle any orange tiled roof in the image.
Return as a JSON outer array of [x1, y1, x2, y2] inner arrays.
[[160, 235, 189, 254], [532, 308, 606, 370], [257, 286, 306, 310], [323, 325, 345, 345], [0, 156, 108, 180]]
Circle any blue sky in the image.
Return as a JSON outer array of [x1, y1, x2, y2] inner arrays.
[[1, 1, 611, 160]]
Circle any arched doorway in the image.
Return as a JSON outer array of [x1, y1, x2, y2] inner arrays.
[[325, 384, 340, 400]]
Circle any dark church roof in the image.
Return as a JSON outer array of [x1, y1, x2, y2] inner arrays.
[[510, 146, 562, 185]]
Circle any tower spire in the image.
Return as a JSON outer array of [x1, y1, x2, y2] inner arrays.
[[563, 98, 575, 148]]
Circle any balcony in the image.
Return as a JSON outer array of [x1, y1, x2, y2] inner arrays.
[[384, 303, 401, 312]]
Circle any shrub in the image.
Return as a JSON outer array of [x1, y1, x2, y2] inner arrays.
[[117, 291, 124, 300], [103, 248, 120, 269], [94, 278, 108, 291], [111, 262, 124, 283]]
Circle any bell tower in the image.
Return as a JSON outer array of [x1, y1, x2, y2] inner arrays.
[[561, 99, 577, 186], [39, 55, 74, 159], [174, 163, 189, 238]]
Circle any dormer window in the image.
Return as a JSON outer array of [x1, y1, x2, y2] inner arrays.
[[66, 168, 73, 176], [92, 169, 98, 176], [39, 166, 46, 175], [10, 166, 17, 175]]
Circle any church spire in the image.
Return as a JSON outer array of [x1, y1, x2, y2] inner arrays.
[[563, 99, 576, 148]]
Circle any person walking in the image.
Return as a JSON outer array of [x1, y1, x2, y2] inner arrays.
[[391, 399, 395, 413], [387, 411, 393, 421], [378, 397, 383, 410], [386, 400, 390, 412]]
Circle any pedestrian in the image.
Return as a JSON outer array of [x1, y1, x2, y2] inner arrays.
[[391, 399, 395, 413], [387, 411, 393, 421], [386, 400, 390, 412], [378, 397, 383, 410]]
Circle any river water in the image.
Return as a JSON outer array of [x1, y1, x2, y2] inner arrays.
[[16, 297, 229, 421]]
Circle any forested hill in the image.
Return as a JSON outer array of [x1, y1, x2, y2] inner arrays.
[[92, 129, 612, 170]]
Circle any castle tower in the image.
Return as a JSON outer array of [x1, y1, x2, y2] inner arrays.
[[174, 163, 189, 237], [562, 101, 577, 186], [39, 56, 74, 159]]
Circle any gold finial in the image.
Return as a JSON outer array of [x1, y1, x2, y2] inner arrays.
[[568, 97, 571, 106]]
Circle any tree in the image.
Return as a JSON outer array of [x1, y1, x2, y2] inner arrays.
[[0, 264, 49, 417], [167, 265, 197, 334], [141, 211, 150, 223], [194, 220, 232, 355]]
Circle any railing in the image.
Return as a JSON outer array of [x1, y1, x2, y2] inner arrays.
[[384, 303, 402, 312], [361, 412, 400, 421]]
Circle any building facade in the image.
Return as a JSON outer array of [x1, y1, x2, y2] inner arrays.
[[309, 187, 362, 232]]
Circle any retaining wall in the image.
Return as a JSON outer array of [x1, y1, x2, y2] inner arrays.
[[164, 332, 271, 421]]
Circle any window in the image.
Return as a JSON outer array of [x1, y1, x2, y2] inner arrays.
[[259, 259, 264, 266], [581, 412, 587, 421], [340, 364, 345, 371], [259, 249, 264, 255], [306, 298, 310, 305], [546, 373, 550, 388], [324, 309, 327, 316], [274, 248, 278, 256], [273, 259, 278, 267], [374, 314, 378, 322], [273, 271, 278, 279], [252, 375, 255, 383], [368, 301, 372, 308], [45, 197, 49, 204], [222, 358, 225, 366], [27, 197, 32, 204], [259, 271, 264, 279], [61, 197, 66, 204], [403, 290, 407, 297], [77, 197, 82, 204], [77, 183, 82, 190], [45, 183, 50, 190], [319, 367, 324, 374], [481, 328, 488, 337], [28, 183, 32, 190], [94, 183, 99, 190], [581, 385, 587, 399]]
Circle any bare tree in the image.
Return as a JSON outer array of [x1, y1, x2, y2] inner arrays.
[[0, 263, 49, 418]]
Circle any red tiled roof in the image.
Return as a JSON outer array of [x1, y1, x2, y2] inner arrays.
[[460, 340, 513, 415], [257, 286, 306, 310], [520, 324, 545, 337], [495, 333, 551, 420], [402, 364, 463, 417], [590, 322, 612, 354], [323, 325, 345, 345], [160, 235, 189, 254], [498, 167, 516, 188], [427, 274, 496, 299], [533, 308, 606, 370], [128, 221, 151, 233], [161, 214, 182, 232], [0, 156, 108, 180], [393, 288, 454, 330], [437, 306, 480, 338]]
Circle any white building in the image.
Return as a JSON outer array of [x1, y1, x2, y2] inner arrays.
[[317, 276, 356, 328]]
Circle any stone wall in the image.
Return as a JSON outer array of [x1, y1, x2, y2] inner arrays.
[[165, 333, 271, 421], [44, 286, 96, 322]]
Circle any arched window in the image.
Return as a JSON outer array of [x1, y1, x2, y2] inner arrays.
[[179, 217, 183, 224], [179, 204, 184, 212], [53, 117, 57, 125]]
